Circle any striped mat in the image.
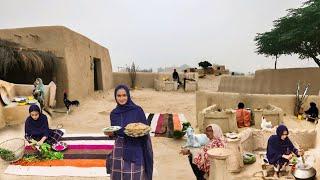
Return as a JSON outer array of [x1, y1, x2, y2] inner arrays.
[[146, 113, 188, 138], [4, 134, 114, 177]]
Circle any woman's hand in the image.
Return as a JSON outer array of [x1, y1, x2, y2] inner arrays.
[[179, 148, 191, 155], [104, 131, 114, 137], [37, 140, 45, 146], [37, 141, 43, 146], [298, 149, 305, 156], [37, 136, 47, 146], [282, 154, 293, 160]]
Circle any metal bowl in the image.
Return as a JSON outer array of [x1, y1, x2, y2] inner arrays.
[[52, 141, 68, 152], [292, 165, 316, 180]]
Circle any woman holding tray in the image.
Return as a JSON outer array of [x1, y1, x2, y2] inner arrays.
[[105, 84, 153, 180]]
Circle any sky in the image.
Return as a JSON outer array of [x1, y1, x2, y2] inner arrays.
[[0, 0, 316, 73]]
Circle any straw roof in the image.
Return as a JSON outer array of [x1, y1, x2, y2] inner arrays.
[[0, 39, 57, 83]]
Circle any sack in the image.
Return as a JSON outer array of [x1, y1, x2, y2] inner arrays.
[[243, 152, 256, 164]]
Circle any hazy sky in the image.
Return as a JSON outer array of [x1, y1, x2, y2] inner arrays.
[[0, 0, 316, 73]]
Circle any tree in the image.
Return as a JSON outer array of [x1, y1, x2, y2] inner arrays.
[[126, 62, 137, 89], [254, 0, 320, 67], [198, 61, 212, 69]]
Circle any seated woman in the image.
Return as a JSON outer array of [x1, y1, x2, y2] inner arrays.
[[25, 105, 63, 145], [266, 125, 304, 178], [305, 102, 319, 123], [236, 102, 251, 128], [180, 124, 226, 180], [33, 78, 45, 109]]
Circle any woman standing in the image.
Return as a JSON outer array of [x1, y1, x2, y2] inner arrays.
[[106, 85, 153, 180]]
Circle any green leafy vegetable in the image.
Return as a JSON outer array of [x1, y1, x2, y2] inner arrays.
[[39, 143, 64, 160], [0, 148, 16, 161], [173, 122, 191, 139], [23, 143, 64, 162]]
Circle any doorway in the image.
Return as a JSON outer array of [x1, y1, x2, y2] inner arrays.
[[93, 58, 103, 91]]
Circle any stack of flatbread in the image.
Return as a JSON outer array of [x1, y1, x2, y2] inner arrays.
[[124, 123, 151, 137]]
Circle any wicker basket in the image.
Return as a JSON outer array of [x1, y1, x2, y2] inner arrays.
[[0, 138, 25, 162]]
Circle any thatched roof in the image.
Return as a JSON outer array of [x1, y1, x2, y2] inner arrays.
[[0, 39, 57, 82]]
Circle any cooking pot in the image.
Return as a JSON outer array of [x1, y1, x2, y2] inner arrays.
[[292, 164, 316, 180]]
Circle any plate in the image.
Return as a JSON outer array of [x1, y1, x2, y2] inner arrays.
[[124, 123, 151, 137], [102, 126, 122, 132], [226, 132, 238, 139], [124, 129, 150, 137]]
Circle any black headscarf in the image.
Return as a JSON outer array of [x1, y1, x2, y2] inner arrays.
[[266, 125, 298, 164], [25, 105, 49, 138]]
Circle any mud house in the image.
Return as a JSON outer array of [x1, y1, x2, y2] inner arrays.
[[0, 26, 113, 107]]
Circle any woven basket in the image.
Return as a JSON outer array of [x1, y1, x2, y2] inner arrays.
[[0, 138, 25, 162]]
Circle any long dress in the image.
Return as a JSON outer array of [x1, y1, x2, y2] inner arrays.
[[107, 85, 153, 180]]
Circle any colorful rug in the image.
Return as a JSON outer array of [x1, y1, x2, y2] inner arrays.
[[4, 134, 114, 177], [146, 113, 188, 138]]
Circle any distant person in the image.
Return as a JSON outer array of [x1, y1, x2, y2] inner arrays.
[[236, 102, 251, 128], [305, 102, 319, 123], [266, 125, 304, 178], [172, 69, 182, 86], [183, 70, 195, 90], [33, 78, 45, 109]]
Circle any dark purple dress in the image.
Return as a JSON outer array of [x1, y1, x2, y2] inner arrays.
[[107, 85, 153, 180]]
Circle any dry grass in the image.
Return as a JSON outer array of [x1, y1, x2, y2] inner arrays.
[[0, 39, 57, 81]]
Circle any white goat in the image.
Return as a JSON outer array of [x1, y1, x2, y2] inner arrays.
[[261, 116, 272, 130], [183, 126, 209, 148]]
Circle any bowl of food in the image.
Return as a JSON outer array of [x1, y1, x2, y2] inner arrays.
[[52, 141, 68, 152], [124, 123, 151, 137], [27, 99, 38, 105], [102, 126, 122, 132]]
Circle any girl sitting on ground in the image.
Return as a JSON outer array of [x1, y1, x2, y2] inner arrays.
[[25, 104, 63, 145], [33, 78, 45, 109]]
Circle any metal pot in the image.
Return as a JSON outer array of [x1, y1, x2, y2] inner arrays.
[[292, 165, 317, 180]]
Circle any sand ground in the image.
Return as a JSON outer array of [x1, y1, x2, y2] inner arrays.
[[0, 76, 318, 180]]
